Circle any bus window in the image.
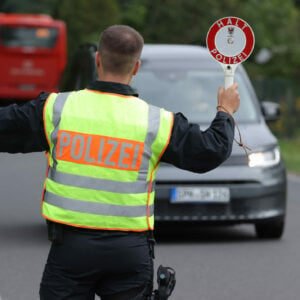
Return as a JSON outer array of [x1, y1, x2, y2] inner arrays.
[[0, 14, 66, 101], [0, 26, 58, 48]]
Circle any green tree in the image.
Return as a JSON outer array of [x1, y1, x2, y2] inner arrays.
[[122, 0, 242, 44], [235, 0, 300, 78], [118, 0, 300, 79], [0, 0, 57, 14], [56, 0, 120, 53], [55, 0, 120, 89], [3, 0, 300, 84], [118, 0, 147, 30]]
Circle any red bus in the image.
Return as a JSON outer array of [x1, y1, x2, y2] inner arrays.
[[0, 13, 67, 101]]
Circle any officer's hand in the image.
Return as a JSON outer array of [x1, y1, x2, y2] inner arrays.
[[217, 82, 240, 115]]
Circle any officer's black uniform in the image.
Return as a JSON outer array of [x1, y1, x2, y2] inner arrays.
[[0, 81, 234, 299]]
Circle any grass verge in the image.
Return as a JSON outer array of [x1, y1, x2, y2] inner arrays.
[[278, 138, 300, 175]]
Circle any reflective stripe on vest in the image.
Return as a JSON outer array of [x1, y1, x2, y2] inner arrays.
[[42, 90, 173, 231], [137, 105, 160, 180], [45, 191, 154, 217], [51, 92, 70, 169], [47, 167, 155, 193]]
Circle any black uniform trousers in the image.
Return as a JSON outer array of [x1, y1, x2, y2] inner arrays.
[[39, 225, 154, 300]]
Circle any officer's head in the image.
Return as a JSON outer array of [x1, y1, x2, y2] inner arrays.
[[96, 25, 144, 83]]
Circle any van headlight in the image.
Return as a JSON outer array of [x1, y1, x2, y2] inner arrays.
[[248, 147, 280, 168]]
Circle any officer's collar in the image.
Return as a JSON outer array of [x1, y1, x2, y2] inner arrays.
[[87, 81, 138, 97]]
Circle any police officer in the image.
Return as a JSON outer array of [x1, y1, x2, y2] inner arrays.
[[0, 25, 239, 299]]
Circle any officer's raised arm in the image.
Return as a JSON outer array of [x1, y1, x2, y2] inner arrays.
[[161, 83, 239, 173]]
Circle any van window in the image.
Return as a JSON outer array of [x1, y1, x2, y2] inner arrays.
[[132, 65, 258, 123]]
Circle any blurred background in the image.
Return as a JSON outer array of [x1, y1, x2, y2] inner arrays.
[[0, 2, 300, 299], [1, 0, 299, 175]]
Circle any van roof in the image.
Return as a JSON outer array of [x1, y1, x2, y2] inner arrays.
[[142, 44, 209, 60]]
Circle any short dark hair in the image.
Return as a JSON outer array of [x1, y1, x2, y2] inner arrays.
[[98, 25, 144, 75]]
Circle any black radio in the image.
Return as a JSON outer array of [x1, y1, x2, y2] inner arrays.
[[151, 265, 176, 300]]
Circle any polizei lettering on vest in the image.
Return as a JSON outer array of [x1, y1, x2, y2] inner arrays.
[[57, 130, 143, 171]]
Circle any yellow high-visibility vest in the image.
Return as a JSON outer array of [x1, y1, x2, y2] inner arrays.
[[42, 89, 173, 231]]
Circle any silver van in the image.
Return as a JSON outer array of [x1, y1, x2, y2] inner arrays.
[[131, 45, 287, 239]]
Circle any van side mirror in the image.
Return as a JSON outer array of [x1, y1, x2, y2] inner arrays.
[[261, 101, 280, 122]]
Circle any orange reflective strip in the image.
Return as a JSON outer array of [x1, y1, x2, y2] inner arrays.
[[42, 214, 150, 232], [85, 88, 135, 99], [56, 130, 144, 171]]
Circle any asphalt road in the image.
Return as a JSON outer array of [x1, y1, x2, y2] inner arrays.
[[0, 152, 299, 300]]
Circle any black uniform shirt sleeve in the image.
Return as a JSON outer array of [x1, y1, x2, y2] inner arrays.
[[161, 111, 235, 173], [0, 92, 50, 153]]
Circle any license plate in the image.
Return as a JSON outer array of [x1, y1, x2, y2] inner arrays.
[[170, 187, 230, 203]]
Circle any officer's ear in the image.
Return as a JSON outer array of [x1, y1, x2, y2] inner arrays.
[[95, 51, 101, 69], [132, 60, 141, 76]]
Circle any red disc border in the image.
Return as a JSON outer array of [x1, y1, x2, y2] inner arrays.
[[206, 17, 255, 64]]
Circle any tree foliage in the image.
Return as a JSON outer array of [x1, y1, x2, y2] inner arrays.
[[117, 0, 300, 78], [137, 0, 236, 45], [0, 0, 56, 14], [235, 0, 300, 78], [55, 0, 120, 53], [1, 0, 300, 79]]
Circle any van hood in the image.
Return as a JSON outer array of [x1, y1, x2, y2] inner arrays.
[[234, 122, 276, 156], [155, 120, 279, 182], [200, 119, 277, 156]]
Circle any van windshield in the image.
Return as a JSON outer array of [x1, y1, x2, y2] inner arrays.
[[132, 64, 258, 123]]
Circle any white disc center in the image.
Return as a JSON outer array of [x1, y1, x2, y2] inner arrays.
[[215, 25, 246, 57]]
